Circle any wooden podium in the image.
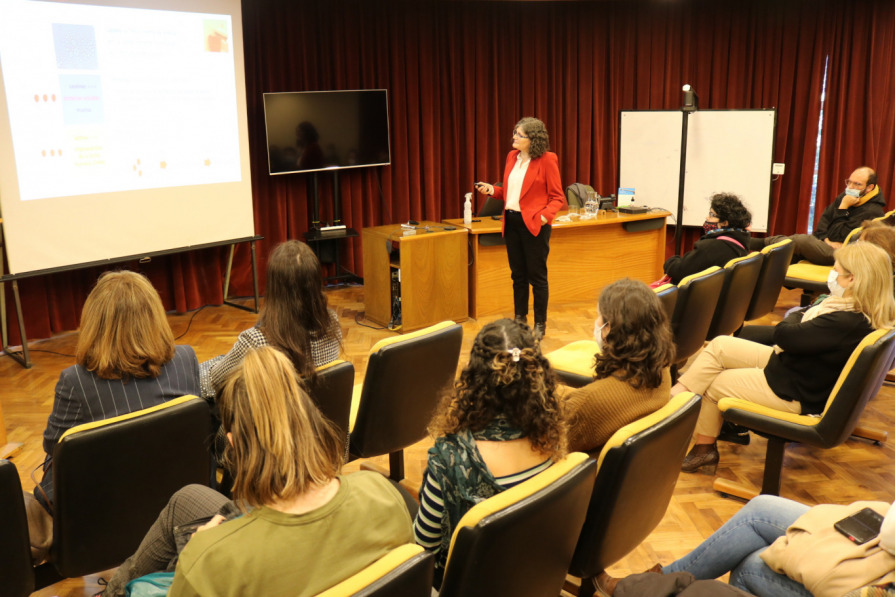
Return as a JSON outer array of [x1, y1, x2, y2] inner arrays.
[[362, 222, 468, 332]]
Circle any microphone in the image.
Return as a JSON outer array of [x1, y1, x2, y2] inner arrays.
[[682, 84, 699, 112]]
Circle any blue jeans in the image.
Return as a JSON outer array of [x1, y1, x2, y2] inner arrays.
[[664, 495, 813, 597]]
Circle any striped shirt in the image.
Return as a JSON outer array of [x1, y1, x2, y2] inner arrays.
[[413, 458, 552, 552]]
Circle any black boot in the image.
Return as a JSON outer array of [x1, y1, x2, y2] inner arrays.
[[534, 322, 546, 340]]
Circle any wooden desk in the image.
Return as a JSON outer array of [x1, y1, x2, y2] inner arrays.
[[362, 222, 469, 332], [444, 210, 669, 319]]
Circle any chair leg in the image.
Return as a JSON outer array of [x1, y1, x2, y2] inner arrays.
[[852, 425, 888, 444], [760, 437, 786, 496], [388, 450, 405, 482]]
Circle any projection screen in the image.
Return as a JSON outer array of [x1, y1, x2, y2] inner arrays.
[[0, 0, 255, 276]]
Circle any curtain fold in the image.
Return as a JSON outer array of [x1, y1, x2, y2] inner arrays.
[[7, 0, 895, 346]]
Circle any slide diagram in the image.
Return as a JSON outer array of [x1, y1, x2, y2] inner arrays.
[[0, 1, 243, 201]]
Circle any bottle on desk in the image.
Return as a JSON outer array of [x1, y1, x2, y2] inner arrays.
[[464, 192, 473, 225]]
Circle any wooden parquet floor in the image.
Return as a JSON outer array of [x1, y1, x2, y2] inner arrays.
[[3, 285, 895, 595]]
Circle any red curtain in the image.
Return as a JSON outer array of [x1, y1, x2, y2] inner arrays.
[[7, 0, 895, 346]]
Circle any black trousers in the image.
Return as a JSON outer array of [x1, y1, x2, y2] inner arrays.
[[504, 210, 551, 323]]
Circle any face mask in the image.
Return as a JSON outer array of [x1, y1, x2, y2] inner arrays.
[[703, 221, 720, 235], [844, 187, 862, 198], [827, 268, 847, 297], [594, 320, 608, 349]]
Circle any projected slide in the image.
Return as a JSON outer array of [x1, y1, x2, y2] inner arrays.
[[0, 1, 242, 201]]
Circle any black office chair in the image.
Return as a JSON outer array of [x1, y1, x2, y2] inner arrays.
[[439, 452, 597, 597], [714, 328, 895, 500], [308, 359, 356, 459], [706, 252, 763, 340], [34, 395, 214, 585], [0, 459, 34, 597]]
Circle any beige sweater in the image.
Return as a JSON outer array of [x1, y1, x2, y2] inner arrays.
[[563, 368, 672, 454]]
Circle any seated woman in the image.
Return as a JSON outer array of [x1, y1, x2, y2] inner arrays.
[[104, 346, 413, 596], [27, 271, 199, 560], [413, 319, 567, 586], [562, 278, 675, 454], [674, 242, 895, 474], [626, 494, 895, 597], [663, 193, 752, 285], [200, 240, 341, 400]]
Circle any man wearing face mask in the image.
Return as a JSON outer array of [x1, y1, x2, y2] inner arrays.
[[751, 166, 885, 265], [663, 193, 752, 284]]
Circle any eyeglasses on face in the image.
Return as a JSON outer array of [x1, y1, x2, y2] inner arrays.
[[513, 130, 530, 139], [845, 179, 867, 188]]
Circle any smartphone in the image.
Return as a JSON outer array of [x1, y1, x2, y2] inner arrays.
[[834, 507, 884, 544]]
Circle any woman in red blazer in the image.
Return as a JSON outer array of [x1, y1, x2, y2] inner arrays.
[[475, 117, 565, 337]]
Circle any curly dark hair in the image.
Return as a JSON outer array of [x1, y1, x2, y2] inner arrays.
[[710, 193, 751, 229], [515, 117, 550, 159], [594, 279, 675, 389], [428, 319, 567, 460]]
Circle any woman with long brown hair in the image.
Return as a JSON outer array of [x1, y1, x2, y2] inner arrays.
[[563, 278, 675, 454], [200, 240, 341, 399]]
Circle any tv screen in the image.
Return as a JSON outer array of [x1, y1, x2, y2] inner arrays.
[[263, 89, 390, 175]]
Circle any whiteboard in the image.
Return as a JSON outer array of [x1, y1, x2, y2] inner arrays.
[[619, 110, 776, 232]]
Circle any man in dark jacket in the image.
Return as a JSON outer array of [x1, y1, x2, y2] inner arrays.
[[752, 166, 886, 265]]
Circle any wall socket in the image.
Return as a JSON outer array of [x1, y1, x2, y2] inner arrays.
[[772, 163, 785, 175]]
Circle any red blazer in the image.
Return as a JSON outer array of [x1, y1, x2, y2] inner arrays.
[[492, 150, 565, 236]]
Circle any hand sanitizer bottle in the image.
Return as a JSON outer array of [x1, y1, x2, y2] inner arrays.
[[464, 192, 473, 225]]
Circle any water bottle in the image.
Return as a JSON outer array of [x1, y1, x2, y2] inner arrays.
[[464, 192, 473, 225]]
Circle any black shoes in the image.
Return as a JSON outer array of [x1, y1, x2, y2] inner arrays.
[[681, 443, 719, 475], [534, 322, 546, 340], [718, 421, 751, 445]]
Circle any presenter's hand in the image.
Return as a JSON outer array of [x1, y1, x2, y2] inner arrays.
[[541, 215, 548, 225], [474, 182, 494, 195]]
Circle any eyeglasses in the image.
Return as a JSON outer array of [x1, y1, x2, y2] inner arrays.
[[513, 131, 530, 139], [707, 211, 719, 219], [845, 179, 867, 189]]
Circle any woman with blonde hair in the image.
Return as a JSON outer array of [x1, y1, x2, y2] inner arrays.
[[104, 346, 413, 596], [413, 319, 567, 587], [674, 241, 895, 475], [563, 279, 675, 454], [200, 239, 341, 400]]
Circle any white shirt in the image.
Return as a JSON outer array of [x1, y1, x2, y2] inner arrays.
[[504, 153, 530, 212]]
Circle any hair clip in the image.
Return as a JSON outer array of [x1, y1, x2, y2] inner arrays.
[[509, 347, 521, 362]]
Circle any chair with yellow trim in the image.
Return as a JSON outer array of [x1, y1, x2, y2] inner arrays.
[[544, 284, 678, 389], [33, 395, 213, 586], [308, 359, 355, 458], [0, 459, 33, 597], [437, 452, 597, 597], [316, 544, 434, 597], [705, 252, 764, 341], [713, 328, 895, 501], [670, 266, 726, 367], [565, 392, 701, 597], [349, 321, 463, 481], [738, 238, 794, 327], [784, 225, 865, 307]]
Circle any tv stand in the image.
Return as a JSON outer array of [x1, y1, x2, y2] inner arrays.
[[304, 171, 361, 284]]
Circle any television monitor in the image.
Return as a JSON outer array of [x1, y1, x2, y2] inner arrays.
[[262, 89, 390, 175]]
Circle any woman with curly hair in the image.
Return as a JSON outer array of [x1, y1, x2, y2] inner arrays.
[[663, 193, 752, 284], [563, 279, 675, 454], [413, 318, 567, 586], [474, 117, 565, 338]]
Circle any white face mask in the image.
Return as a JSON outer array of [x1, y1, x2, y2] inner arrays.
[[593, 320, 608, 349], [827, 268, 847, 297], [844, 187, 862, 198]]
